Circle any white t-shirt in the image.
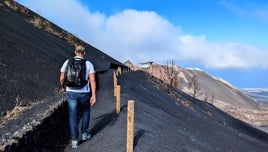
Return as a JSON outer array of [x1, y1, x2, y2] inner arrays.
[[60, 56, 95, 93]]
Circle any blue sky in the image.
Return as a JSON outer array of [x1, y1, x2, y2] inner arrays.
[[16, 0, 268, 88]]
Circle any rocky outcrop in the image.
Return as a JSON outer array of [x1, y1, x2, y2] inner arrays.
[[213, 100, 268, 126]]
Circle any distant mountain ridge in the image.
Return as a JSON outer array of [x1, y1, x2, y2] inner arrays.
[[242, 88, 268, 104], [125, 60, 268, 127]]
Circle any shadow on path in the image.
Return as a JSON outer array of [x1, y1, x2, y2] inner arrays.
[[90, 105, 127, 136], [134, 129, 145, 150]]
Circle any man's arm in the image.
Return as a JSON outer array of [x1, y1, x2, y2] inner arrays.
[[89, 73, 96, 106], [60, 72, 66, 93]]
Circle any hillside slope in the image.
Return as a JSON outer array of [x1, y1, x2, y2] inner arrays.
[[0, 1, 123, 149], [0, 0, 123, 116], [64, 70, 268, 152], [128, 62, 268, 127], [0, 1, 268, 151]]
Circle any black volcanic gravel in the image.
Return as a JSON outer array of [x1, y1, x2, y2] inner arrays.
[[0, 1, 268, 152]]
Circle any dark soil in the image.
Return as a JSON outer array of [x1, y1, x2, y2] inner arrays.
[[1, 1, 268, 152], [0, 1, 123, 151]]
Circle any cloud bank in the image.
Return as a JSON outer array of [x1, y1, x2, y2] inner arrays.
[[17, 0, 268, 69]]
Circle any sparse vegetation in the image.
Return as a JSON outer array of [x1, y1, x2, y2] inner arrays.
[[141, 60, 194, 111], [42, 20, 53, 33], [148, 70, 194, 111], [210, 92, 215, 104], [3, 0, 18, 11], [160, 60, 180, 95], [206, 111, 214, 119], [28, 15, 42, 28], [64, 33, 77, 45], [205, 91, 215, 104], [177, 98, 194, 111], [0, 97, 38, 125], [188, 74, 202, 98], [3, 0, 82, 47]]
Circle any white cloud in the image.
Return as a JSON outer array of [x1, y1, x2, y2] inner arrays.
[[16, 0, 268, 69], [97, 9, 183, 64], [179, 35, 268, 69]]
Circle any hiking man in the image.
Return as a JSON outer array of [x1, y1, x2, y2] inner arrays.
[[59, 44, 96, 149]]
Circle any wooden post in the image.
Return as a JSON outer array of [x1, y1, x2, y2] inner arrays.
[[116, 69, 119, 75], [114, 72, 117, 96], [116, 85, 121, 113], [126, 100, 135, 152], [118, 67, 122, 75]]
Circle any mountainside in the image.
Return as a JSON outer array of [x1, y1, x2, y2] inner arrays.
[[71, 70, 268, 152], [1, 0, 268, 151], [0, 0, 124, 116], [125, 61, 268, 127], [0, 1, 123, 150], [242, 88, 268, 104]]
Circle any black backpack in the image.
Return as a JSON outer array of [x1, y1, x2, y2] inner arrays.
[[64, 57, 87, 88]]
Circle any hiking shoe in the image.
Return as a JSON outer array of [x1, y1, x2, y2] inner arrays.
[[82, 133, 91, 141], [71, 140, 78, 149]]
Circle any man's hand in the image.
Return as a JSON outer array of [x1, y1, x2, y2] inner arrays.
[[90, 95, 96, 106], [61, 87, 66, 93]]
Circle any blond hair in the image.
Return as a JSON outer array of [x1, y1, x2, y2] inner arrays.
[[75, 44, 85, 52]]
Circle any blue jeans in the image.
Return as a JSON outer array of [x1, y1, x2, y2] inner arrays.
[[66, 92, 91, 141]]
